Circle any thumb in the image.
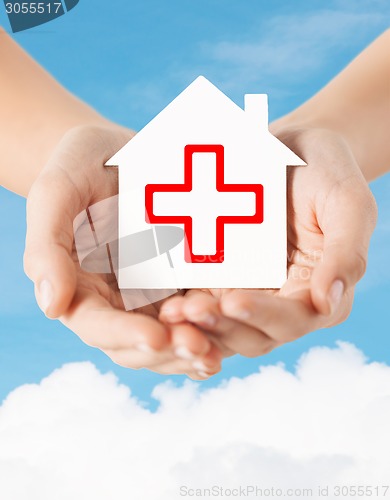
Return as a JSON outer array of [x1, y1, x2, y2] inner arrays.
[[24, 172, 79, 319], [310, 180, 377, 316]]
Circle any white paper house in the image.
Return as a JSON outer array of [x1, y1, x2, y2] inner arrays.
[[106, 76, 305, 290]]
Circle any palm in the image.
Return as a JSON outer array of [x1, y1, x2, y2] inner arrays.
[[191, 131, 327, 304], [162, 127, 375, 359], [52, 127, 176, 334], [26, 125, 374, 368], [27, 125, 228, 378], [64, 128, 343, 319], [60, 128, 162, 312], [69, 247, 163, 319], [26, 127, 183, 371]]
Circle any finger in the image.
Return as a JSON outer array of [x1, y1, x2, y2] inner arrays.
[[141, 293, 218, 363], [149, 289, 186, 315], [61, 287, 170, 353], [192, 341, 223, 377], [159, 289, 214, 324], [181, 291, 277, 357], [24, 171, 80, 318], [151, 342, 223, 378], [170, 322, 214, 359], [102, 346, 184, 371], [102, 347, 171, 371], [220, 289, 325, 343], [159, 295, 188, 324], [165, 321, 223, 374], [311, 176, 377, 315], [103, 328, 222, 375]]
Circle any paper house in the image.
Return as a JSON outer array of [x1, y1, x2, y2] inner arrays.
[[106, 76, 305, 289]]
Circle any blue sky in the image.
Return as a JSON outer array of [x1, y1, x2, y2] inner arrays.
[[0, 0, 389, 407]]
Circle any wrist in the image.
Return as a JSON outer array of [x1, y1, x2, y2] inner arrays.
[[6, 110, 131, 197], [35, 116, 134, 177], [270, 112, 376, 182]]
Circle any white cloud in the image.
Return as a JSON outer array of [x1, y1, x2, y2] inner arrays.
[[198, 9, 386, 92], [0, 342, 389, 499], [103, 5, 389, 125]]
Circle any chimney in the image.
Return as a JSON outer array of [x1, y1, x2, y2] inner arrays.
[[244, 94, 268, 130]]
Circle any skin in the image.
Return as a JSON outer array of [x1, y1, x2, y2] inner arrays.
[[0, 27, 388, 375], [25, 126, 223, 378], [275, 29, 390, 181], [0, 27, 222, 379], [160, 128, 377, 357], [160, 31, 389, 355]]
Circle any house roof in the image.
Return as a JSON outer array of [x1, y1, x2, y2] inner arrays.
[[106, 76, 305, 167]]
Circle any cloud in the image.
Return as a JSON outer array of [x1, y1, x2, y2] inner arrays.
[[196, 9, 386, 93], [99, 3, 389, 129], [0, 342, 389, 499], [122, 5, 388, 123]]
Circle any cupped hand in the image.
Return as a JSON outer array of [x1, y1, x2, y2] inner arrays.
[[159, 127, 378, 358], [24, 125, 222, 378]]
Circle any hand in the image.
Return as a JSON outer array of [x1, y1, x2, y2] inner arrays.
[[159, 127, 378, 358], [24, 125, 222, 378]]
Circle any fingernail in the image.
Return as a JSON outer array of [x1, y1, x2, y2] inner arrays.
[[37, 280, 53, 314], [196, 314, 217, 327], [197, 371, 211, 379], [193, 360, 212, 373], [135, 342, 155, 353], [175, 346, 196, 360], [160, 308, 182, 322], [328, 280, 344, 314], [161, 307, 175, 317]]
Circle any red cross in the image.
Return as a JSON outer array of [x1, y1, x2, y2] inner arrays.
[[145, 145, 263, 263]]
